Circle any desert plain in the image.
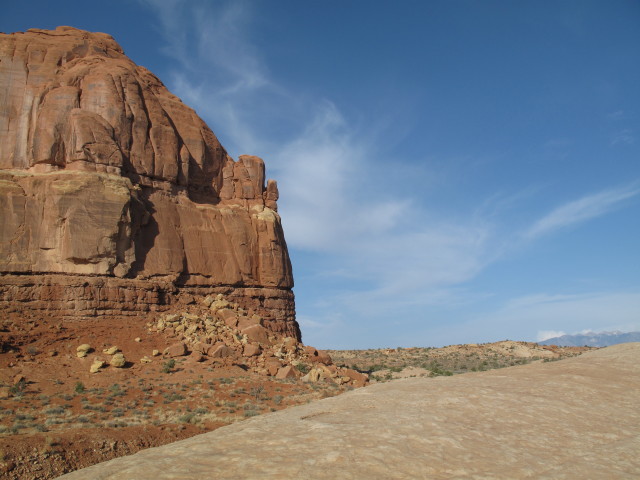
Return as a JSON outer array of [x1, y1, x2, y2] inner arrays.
[[57, 342, 640, 479]]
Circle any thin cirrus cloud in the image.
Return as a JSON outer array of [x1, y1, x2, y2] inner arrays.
[[523, 183, 640, 240], [140, 0, 281, 157], [139, 0, 501, 309], [140, 1, 482, 246], [611, 129, 635, 146], [140, 0, 639, 348], [140, 0, 266, 86]]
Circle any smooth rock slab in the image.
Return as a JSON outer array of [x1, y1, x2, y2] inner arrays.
[[58, 343, 640, 479]]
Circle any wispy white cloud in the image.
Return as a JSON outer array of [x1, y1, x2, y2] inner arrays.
[[140, 0, 283, 156], [140, 1, 640, 350], [138, 0, 505, 343], [611, 129, 635, 145], [271, 101, 416, 254], [523, 184, 640, 240], [537, 330, 566, 342], [141, 0, 496, 276], [140, 0, 265, 82]]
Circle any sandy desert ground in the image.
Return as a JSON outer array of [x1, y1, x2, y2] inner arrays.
[[58, 342, 640, 479]]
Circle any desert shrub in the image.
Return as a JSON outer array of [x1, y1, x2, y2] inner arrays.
[[163, 392, 185, 403], [273, 395, 283, 405], [106, 384, 126, 399], [9, 379, 26, 397], [44, 418, 64, 426], [250, 386, 264, 401], [74, 382, 85, 394], [162, 359, 176, 373], [15, 413, 35, 421], [83, 404, 106, 412], [543, 357, 561, 363], [45, 406, 66, 415], [12, 422, 27, 431], [429, 366, 453, 376], [295, 363, 310, 374], [179, 413, 197, 424]]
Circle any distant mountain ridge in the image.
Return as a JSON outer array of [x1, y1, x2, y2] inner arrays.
[[539, 331, 640, 347]]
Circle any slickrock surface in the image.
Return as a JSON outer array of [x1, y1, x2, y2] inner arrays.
[[59, 343, 640, 479], [0, 27, 296, 337]]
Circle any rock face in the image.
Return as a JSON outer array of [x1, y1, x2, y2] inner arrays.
[[0, 27, 298, 339]]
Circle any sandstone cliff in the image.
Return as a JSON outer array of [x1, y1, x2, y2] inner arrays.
[[0, 27, 297, 338]]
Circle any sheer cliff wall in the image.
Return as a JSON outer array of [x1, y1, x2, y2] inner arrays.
[[0, 27, 298, 339]]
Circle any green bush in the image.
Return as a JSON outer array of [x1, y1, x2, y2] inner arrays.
[[295, 363, 310, 374], [178, 413, 197, 424], [162, 359, 176, 373]]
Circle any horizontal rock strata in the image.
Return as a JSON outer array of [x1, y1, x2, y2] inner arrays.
[[0, 27, 297, 339], [0, 274, 298, 338]]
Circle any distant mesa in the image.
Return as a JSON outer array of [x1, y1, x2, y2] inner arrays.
[[539, 331, 640, 347], [0, 27, 298, 340]]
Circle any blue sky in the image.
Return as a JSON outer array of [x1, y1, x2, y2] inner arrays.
[[3, 1, 639, 348]]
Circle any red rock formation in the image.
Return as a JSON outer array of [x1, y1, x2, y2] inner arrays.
[[0, 27, 298, 339]]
